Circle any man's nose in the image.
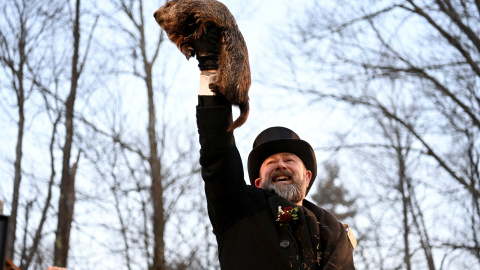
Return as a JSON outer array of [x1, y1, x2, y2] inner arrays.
[[275, 160, 287, 169]]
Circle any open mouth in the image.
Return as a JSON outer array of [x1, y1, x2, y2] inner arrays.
[[275, 176, 290, 182], [269, 170, 294, 183]]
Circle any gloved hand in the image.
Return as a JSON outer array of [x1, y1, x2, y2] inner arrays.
[[192, 25, 219, 71]]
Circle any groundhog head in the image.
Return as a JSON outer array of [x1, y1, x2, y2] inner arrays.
[[154, 0, 207, 59]]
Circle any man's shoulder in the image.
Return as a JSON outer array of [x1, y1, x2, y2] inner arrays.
[[303, 199, 340, 224]]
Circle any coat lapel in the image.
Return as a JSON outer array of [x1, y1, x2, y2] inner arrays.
[[302, 200, 324, 267], [268, 196, 321, 269]]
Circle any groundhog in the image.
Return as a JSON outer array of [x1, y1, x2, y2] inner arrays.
[[153, 0, 251, 132]]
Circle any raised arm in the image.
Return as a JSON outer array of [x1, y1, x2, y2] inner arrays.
[[194, 27, 248, 233]]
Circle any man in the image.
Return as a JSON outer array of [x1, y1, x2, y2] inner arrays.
[[194, 27, 355, 269]]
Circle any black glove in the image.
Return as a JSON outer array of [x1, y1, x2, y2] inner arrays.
[[192, 25, 219, 70]]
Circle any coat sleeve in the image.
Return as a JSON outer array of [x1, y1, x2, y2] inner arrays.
[[323, 223, 355, 269], [321, 210, 356, 270], [196, 95, 248, 233]]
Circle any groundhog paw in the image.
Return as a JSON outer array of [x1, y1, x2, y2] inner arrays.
[[180, 44, 195, 59], [208, 83, 220, 94]]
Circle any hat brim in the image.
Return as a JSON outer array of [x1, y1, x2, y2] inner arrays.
[[247, 139, 317, 194]]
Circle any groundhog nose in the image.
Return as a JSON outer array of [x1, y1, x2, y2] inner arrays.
[[153, 11, 158, 19]]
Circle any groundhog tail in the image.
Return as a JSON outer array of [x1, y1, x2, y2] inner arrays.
[[227, 102, 250, 132]]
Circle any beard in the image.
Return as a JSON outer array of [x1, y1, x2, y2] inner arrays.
[[260, 170, 309, 204]]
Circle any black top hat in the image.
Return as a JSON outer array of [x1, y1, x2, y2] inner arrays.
[[247, 126, 317, 194]]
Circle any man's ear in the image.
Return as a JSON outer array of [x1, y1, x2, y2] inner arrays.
[[306, 170, 312, 185], [254, 178, 262, 188]]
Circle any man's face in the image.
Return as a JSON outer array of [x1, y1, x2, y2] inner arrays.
[[254, 152, 312, 205]]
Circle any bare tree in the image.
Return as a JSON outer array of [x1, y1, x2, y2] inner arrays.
[[107, 0, 167, 268], [54, 0, 98, 266], [0, 0, 240, 268], [18, 113, 62, 270], [77, 109, 208, 269], [66, 0, 214, 267], [0, 0, 64, 261], [374, 105, 435, 270], [272, 0, 480, 268]]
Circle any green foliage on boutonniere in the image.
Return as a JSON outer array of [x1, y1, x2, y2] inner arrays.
[[276, 206, 299, 227]]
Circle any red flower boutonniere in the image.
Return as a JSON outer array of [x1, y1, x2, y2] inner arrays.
[[276, 206, 299, 227]]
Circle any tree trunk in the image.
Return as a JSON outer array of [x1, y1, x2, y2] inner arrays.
[[139, 0, 166, 267], [398, 148, 412, 270], [146, 57, 166, 270], [54, 0, 81, 267], [6, 19, 28, 260], [7, 94, 24, 261]]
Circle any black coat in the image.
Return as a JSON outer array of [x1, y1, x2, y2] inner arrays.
[[197, 96, 355, 269]]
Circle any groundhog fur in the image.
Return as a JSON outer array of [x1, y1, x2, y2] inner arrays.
[[154, 0, 251, 132]]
